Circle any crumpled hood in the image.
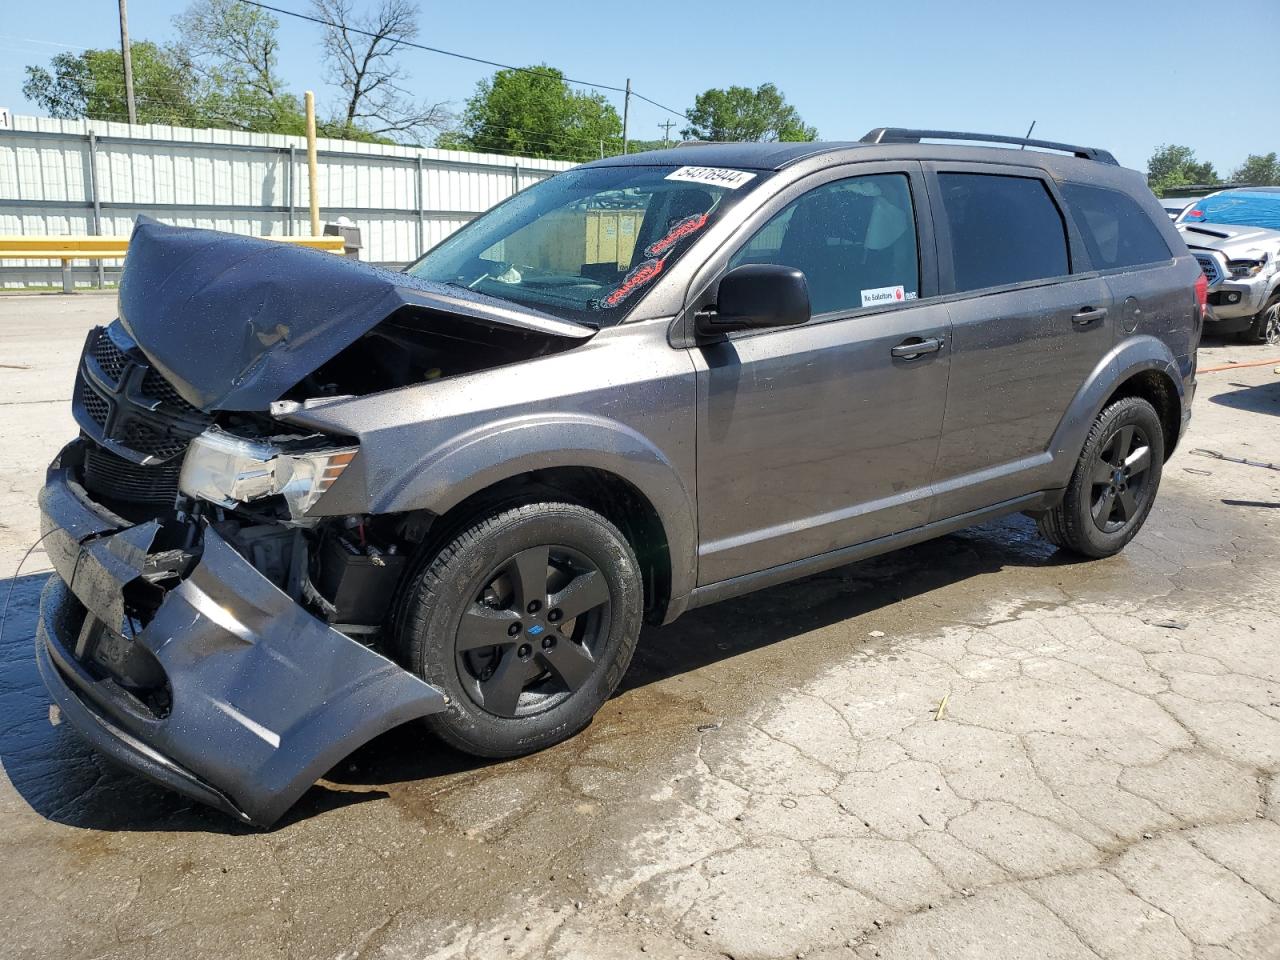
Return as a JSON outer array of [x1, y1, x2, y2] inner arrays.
[[117, 218, 594, 412], [1177, 222, 1280, 260]]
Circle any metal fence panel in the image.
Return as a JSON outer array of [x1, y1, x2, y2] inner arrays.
[[0, 115, 574, 287]]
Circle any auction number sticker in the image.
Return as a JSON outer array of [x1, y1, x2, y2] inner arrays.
[[665, 166, 757, 190]]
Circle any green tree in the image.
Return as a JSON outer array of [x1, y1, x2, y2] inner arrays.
[[442, 65, 622, 162], [1147, 144, 1219, 197], [1231, 152, 1280, 186], [23, 43, 205, 126], [681, 83, 816, 142], [174, 0, 305, 133]]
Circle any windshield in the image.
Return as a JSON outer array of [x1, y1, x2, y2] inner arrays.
[[405, 164, 767, 326], [1179, 191, 1280, 231]]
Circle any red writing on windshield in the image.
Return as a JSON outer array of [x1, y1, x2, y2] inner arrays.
[[603, 257, 666, 308], [645, 212, 709, 258]]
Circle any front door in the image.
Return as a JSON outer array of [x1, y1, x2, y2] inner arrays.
[[693, 166, 951, 586]]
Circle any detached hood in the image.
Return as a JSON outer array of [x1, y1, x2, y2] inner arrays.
[[117, 218, 594, 412], [1178, 222, 1280, 259]]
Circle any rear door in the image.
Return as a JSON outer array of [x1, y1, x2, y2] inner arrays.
[[1057, 181, 1194, 359], [925, 164, 1113, 520]]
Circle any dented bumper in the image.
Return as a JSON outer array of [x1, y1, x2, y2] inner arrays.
[[35, 460, 448, 827]]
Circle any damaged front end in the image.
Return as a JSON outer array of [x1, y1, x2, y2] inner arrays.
[[36, 439, 447, 827], [36, 222, 597, 826]]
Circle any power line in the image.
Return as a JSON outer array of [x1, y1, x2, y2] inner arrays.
[[234, 0, 690, 121]]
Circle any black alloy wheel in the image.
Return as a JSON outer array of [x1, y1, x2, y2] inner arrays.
[[1088, 423, 1154, 534], [1033, 395, 1165, 559], [456, 544, 611, 718], [399, 501, 643, 758]]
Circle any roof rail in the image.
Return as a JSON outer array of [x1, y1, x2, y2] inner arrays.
[[860, 128, 1118, 165]]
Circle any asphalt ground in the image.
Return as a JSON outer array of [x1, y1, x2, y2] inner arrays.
[[2, 292, 1279, 960]]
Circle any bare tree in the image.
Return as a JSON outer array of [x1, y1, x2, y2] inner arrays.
[[311, 0, 450, 142]]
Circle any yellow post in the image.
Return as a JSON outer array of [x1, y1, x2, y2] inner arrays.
[[305, 91, 320, 237]]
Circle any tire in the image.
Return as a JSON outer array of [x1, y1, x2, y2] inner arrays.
[[1036, 396, 1165, 559], [399, 501, 643, 758], [1241, 295, 1280, 346]]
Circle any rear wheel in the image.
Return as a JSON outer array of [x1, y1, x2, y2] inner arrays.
[[1036, 396, 1164, 558], [400, 502, 643, 758], [1242, 295, 1280, 345]]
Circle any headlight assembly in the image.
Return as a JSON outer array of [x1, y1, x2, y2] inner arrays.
[[1228, 255, 1268, 279], [178, 427, 356, 519]]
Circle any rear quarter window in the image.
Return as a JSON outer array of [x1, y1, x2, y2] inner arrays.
[[938, 173, 1069, 292], [1061, 182, 1172, 270]]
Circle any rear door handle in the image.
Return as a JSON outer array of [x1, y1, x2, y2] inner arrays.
[[891, 337, 944, 359], [1072, 307, 1108, 326]]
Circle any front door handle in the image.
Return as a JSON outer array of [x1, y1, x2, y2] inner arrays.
[[1072, 307, 1108, 326], [891, 336, 944, 360]]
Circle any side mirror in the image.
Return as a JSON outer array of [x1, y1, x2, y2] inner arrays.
[[696, 263, 811, 335]]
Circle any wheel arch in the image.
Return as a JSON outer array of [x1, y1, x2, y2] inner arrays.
[[1046, 336, 1186, 489], [1100, 368, 1181, 460], [416, 465, 675, 625]]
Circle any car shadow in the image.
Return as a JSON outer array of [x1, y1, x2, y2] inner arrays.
[[0, 513, 1079, 833], [323, 513, 1078, 796], [1208, 379, 1280, 416]]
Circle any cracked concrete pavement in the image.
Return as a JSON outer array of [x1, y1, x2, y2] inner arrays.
[[2, 293, 1279, 959]]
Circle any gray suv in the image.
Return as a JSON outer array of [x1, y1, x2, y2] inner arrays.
[[35, 128, 1202, 826]]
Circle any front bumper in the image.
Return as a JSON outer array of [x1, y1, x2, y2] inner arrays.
[[35, 456, 448, 827], [1205, 273, 1273, 325]]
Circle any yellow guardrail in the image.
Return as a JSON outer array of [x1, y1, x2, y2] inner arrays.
[[0, 234, 346, 260], [0, 234, 348, 292]]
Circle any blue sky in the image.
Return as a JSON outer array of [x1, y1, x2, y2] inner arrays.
[[1, 0, 1277, 175]]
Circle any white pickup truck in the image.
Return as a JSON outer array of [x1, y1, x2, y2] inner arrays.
[[1177, 187, 1280, 344]]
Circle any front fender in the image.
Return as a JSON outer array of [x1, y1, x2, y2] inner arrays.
[[376, 412, 698, 611], [1045, 334, 1185, 490]]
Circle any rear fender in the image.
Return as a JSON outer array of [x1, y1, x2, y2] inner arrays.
[[1045, 335, 1184, 489]]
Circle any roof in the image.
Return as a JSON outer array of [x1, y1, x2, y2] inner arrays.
[[585, 141, 862, 171], [585, 141, 1127, 179]]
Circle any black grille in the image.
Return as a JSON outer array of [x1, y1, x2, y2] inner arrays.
[[115, 420, 189, 459], [141, 367, 200, 414], [1193, 253, 1223, 285], [91, 331, 129, 381], [75, 325, 212, 466], [79, 381, 109, 427], [83, 445, 182, 507]]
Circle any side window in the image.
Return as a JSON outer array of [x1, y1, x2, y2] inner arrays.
[[729, 173, 920, 316], [1060, 182, 1172, 270], [938, 173, 1069, 292]]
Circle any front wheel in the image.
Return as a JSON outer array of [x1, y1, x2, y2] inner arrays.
[[399, 502, 643, 758], [1242, 295, 1280, 346], [1036, 396, 1165, 558]]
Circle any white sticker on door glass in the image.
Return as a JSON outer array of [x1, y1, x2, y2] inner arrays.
[[861, 285, 906, 308], [665, 166, 757, 190]]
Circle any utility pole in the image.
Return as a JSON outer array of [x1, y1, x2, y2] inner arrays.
[[659, 119, 675, 146], [118, 0, 137, 124], [621, 78, 631, 155]]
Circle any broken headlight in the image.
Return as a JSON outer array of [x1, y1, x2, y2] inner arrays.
[[1228, 255, 1268, 279], [178, 427, 356, 519]]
